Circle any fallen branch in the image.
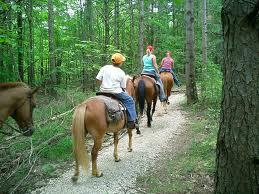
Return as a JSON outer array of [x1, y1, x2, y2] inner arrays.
[[37, 107, 75, 126]]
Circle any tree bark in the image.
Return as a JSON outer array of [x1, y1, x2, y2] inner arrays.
[[48, 0, 57, 95], [138, 0, 144, 72], [17, 0, 24, 82], [185, 0, 198, 104], [215, 1, 259, 193]]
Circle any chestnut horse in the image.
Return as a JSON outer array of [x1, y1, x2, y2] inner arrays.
[[160, 72, 174, 104], [0, 82, 38, 136], [71, 77, 137, 182], [133, 75, 158, 127]]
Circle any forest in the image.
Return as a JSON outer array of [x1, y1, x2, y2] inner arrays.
[[0, 0, 258, 193]]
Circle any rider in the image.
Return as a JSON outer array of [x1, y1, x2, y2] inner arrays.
[[142, 45, 167, 102], [160, 51, 181, 87], [96, 53, 136, 129]]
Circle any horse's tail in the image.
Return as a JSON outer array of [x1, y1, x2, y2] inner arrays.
[[72, 104, 89, 172], [138, 79, 145, 115]]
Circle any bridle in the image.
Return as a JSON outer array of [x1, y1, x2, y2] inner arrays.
[[0, 94, 34, 135]]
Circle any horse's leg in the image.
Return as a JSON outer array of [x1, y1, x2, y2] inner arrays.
[[135, 118, 141, 134], [147, 102, 152, 127], [127, 128, 133, 152], [113, 132, 121, 162], [151, 97, 157, 119], [92, 136, 104, 177]]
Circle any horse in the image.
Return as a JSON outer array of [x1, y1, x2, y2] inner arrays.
[[133, 75, 158, 127], [0, 82, 39, 136], [125, 75, 141, 134], [160, 72, 174, 104], [71, 77, 138, 182]]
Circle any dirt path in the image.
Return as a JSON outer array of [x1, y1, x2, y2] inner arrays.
[[32, 93, 186, 194]]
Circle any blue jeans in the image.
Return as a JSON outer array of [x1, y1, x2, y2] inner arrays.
[[142, 70, 167, 102], [160, 68, 181, 87], [113, 92, 137, 122]]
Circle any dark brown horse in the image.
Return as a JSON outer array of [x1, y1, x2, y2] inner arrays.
[[160, 72, 174, 105], [71, 77, 137, 182], [0, 82, 39, 136], [133, 75, 158, 127]]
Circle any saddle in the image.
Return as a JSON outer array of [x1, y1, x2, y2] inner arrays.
[[96, 92, 127, 127]]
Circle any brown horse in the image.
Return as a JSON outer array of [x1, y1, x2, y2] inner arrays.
[[0, 82, 39, 136], [160, 72, 174, 104], [71, 77, 137, 182], [133, 75, 158, 127]]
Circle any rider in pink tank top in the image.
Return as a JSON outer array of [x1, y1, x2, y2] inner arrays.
[[161, 56, 174, 70], [160, 51, 181, 87]]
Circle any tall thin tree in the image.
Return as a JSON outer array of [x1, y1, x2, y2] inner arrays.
[[215, 1, 259, 193], [17, 0, 24, 81], [138, 0, 144, 72], [48, 0, 57, 95], [185, 0, 198, 104]]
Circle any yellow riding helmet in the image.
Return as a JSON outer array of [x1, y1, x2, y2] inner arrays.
[[111, 53, 126, 64]]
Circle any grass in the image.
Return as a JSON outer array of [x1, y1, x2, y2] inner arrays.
[[136, 101, 219, 193]]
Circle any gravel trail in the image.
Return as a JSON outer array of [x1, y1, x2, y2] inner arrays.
[[33, 93, 186, 194]]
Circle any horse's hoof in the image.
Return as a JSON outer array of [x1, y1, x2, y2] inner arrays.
[[128, 148, 133, 152], [167, 101, 170, 105], [115, 158, 121, 162], [71, 176, 78, 183], [147, 124, 151, 128], [136, 131, 141, 135], [93, 172, 103, 177]]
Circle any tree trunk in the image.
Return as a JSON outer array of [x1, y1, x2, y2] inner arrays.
[[185, 0, 198, 104], [114, 0, 119, 49], [48, 0, 57, 95], [202, 0, 207, 65], [103, 0, 110, 65], [17, 0, 24, 82], [129, 0, 135, 71], [215, 1, 259, 193], [28, 0, 34, 86], [86, 0, 94, 42], [138, 0, 144, 72]]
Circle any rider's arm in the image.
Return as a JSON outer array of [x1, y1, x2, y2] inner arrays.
[[96, 79, 102, 85], [152, 56, 159, 73], [96, 67, 104, 85], [171, 59, 175, 69], [160, 58, 164, 68]]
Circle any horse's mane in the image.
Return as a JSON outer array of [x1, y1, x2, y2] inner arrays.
[[0, 82, 29, 90]]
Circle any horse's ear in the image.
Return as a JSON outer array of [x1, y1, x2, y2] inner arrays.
[[31, 86, 40, 95]]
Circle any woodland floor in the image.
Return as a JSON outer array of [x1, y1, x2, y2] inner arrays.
[[31, 92, 214, 194]]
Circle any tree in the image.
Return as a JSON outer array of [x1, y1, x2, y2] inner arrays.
[[103, 0, 110, 65], [215, 1, 259, 193], [138, 0, 144, 72], [202, 0, 207, 65], [28, 0, 34, 86], [48, 0, 57, 95], [17, 0, 24, 81], [185, 0, 198, 104], [114, 0, 119, 49]]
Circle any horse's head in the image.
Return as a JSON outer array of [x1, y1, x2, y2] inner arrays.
[[11, 87, 39, 136]]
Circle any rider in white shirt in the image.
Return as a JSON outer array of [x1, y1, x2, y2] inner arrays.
[[96, 53, 136, 129]]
